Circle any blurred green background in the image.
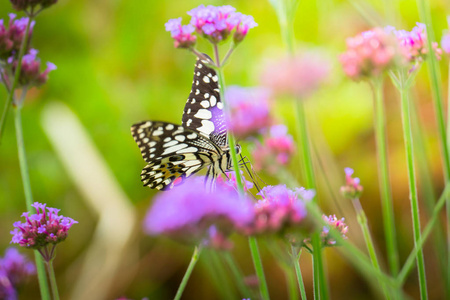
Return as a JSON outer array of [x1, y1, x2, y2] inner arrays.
[[1, 0, 450, 299]]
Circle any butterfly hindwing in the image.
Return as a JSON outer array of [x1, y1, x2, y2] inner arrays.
[[131, 120, 221, 190], [182, 55, 228, 148]]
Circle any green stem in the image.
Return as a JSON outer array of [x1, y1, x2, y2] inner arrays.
[[0, 12, 33, 143], [222, 252, 253, 298], [352, 198, 390, 299], [15, 106, 50, 299], [291, 246, 307, 300], [397, 184, 450, 285], [416, 2, 450, 295], [371, 77, 399, 275], [285, 265, 299, 300], [174, 246, 202, 300], [398, 72, 427, 300], [47, 260, 60, 300], [248, 237, 270, 300], [214, 47, 269, 300]]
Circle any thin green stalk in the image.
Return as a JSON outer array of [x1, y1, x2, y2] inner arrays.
[[411, 91, 448, 283], [208, 250, 237, 300], [397, 184, 450, 285], [284, 264, 299, 300], [47, 260, 60, 300], [15, 107, 50, 300], [416, 2, 450, 295], [291, 246, 307, 300], [352, 198, 389, 299], [371, 77, 399, 275], [0, 12, 33, 143], [214, 47, 269, 300], [398, 73, 427, 300], [222, 252, 253, 298], [248, 237, 270, 300], [174, 246, 202, 300]]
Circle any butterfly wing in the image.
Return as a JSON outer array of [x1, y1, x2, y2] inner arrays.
[[182, 55, 228, 148], [131, 120, 221, 190]]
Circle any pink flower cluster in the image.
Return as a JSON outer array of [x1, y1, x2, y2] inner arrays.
[[10, 202, 78, 250], [320, 215, 349, 246], [244, 185, 314, 235], [339, 28, 399, 81], [252, 125, 296, 174], [216, 170, 254, 192], [0, 248, 35, 300], [261, 51, 330, 98], [165, 18, 196, 49], [8, 49, 57, 88], [0, 14, 34, 60], [340, 167, 363, 199], [390, 23, 442, 63], [165, 5, 257, 47], [225, 86, 273, 138], [143, 177, 254, 249]]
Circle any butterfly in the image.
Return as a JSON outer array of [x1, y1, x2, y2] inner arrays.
[[131, 55, 240, 190]]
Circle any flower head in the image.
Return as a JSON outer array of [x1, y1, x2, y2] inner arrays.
[[0, 248, 35, 286], [390, 23, 442, 64], [10, 202, 78, 261], [143, 177, 254, 249], [442, 31, 450, 56], [340, 168, 363, 199], [320, 215, 348, 246], [10, 0, 58, 12], [216, 170, 254, 192], [340, 28, 400, 81], [0, 14, 34, 60], [165, 5, 257, 46], [225, 86, 273, 138], [252, 125, 296, 174], [165, 18, 196, 49], [244, 185, 314, 236], [261, 51, 330, 98], [4, 49, 57, 89]]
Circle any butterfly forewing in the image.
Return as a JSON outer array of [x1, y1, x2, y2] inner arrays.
[[182, 56, 228, 148], [131, 120, 221, 190]]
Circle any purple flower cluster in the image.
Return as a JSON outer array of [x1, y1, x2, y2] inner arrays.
[[0, 248, 35, 300], [225, 86, 273, 138], [320, 215, 349, 246], [252, 125, 296, 174], [340, 168, 363, 199], [10, 202, 78, 253], [261, 51, 330, 98], [216, 170, 254, 192], [441, 31, 450, 56], [244, 185, 314, 235], [390, 23, 442, 63], [0, 14, 34, 60], [165, 5, 257, 47], [165, 18, 196, 49], [143, 178, 254, 249], [14, 49, 56, 87]]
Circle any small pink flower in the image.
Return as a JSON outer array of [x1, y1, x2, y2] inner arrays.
[[261, 51, 330, 98], [320, 215, 348, 246], [243, 185, 314, 236], [390, 23, 442, 63], [340, 167, 363, 199], [252, 125, 295, 174], [225, 86, 273, 138], [340, 27, 400, 81], [165, 18, 197, 49]]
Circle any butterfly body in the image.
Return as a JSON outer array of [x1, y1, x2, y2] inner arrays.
[[131, 56, 238, 190]]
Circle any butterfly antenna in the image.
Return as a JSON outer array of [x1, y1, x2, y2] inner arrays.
[[240, 154, 262, 192]]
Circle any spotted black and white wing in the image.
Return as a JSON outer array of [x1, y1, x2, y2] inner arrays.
[[131, 120, 221, 190], [182, 55, 228, 148]]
